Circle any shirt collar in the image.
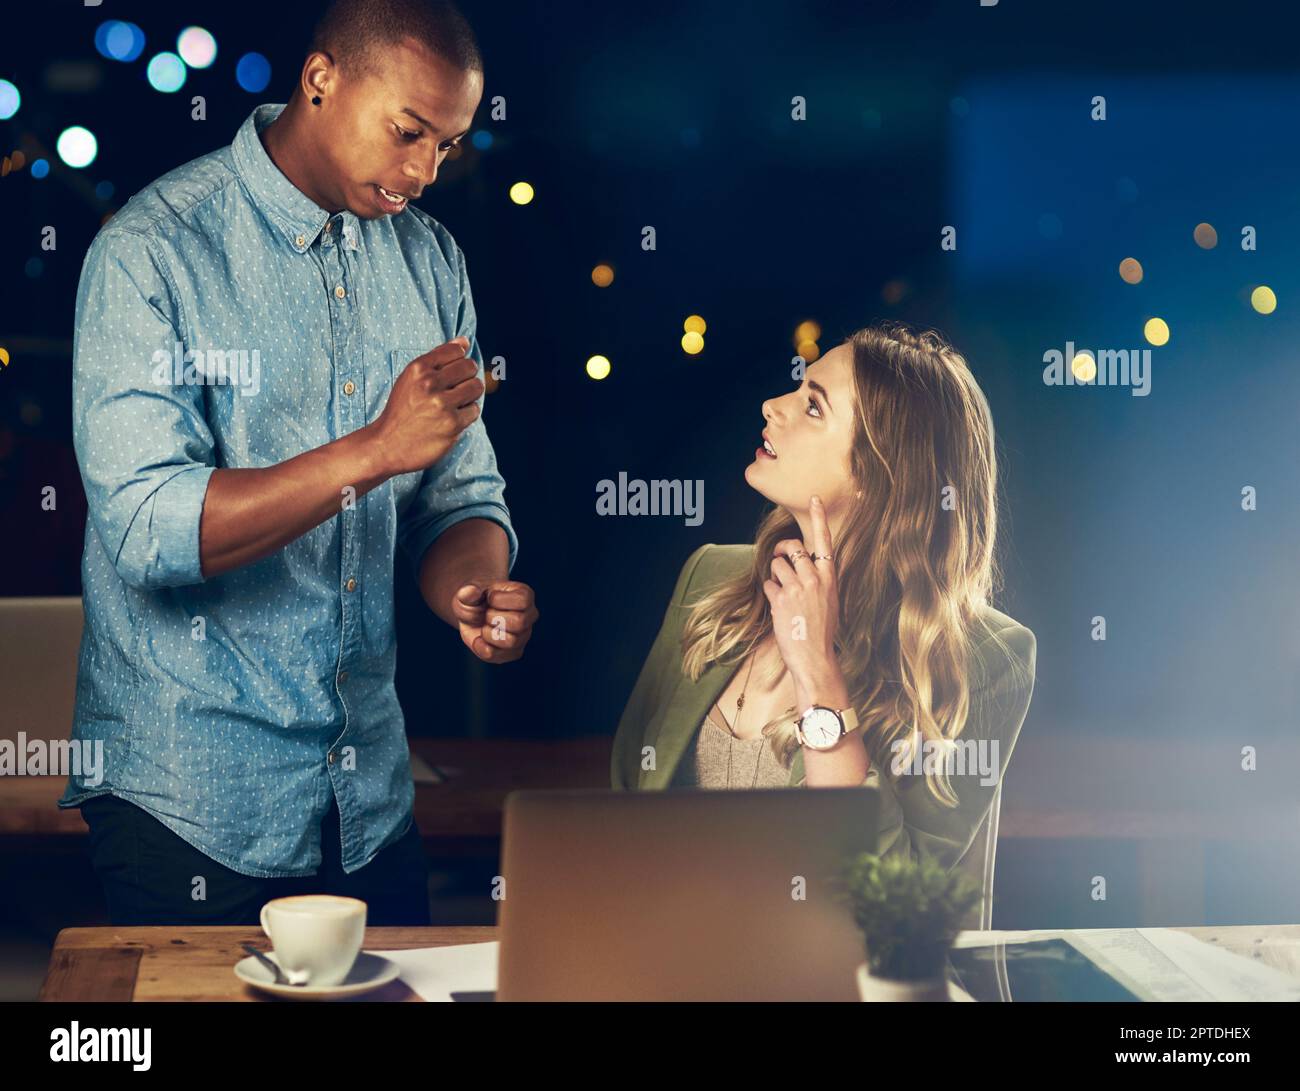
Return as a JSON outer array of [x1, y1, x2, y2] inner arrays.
[[231, 103, 360, 254]]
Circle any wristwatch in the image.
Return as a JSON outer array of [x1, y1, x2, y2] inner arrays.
[[793, 704, 861, 751]]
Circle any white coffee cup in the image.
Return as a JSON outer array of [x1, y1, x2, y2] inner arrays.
[[259, 895, 367, 987]]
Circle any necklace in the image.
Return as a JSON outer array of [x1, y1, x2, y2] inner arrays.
[[723, 642, 796, 788]]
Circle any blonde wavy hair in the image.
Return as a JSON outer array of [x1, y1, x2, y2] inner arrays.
[[680, 321, 1022, 807]]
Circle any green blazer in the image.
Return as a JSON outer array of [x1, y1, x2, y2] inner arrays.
[[610, 543, 1037, 870]]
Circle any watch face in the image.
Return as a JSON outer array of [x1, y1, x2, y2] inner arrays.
[[800, 707, 842, 750]]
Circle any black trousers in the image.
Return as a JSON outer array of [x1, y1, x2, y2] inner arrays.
[[79, 793, 431, 926]]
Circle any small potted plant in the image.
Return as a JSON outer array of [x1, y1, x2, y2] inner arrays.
[[834, 851, 983, 1002]]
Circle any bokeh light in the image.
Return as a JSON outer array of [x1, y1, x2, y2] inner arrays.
[[0, 347, 9, 368], [881, 279, 909, 305], [56, 126, 98, 169], [95, 21, 146, 63], [681, 331, 704, 354], [586, 354, 611, 380], [684, 315, 707, 335], [95, 180, 115, 200], [147, 53, 187, 93], [471, 130, 492, 150], [509, 181, 535, 205], [177, 27, 217, 69], [9, 151, 24, 170], [591, 264, 614, 287], [796, 340, 821, 362], [30, 158, 50, 179], [794, 319, 821, 344], [0, 80, 20, 121], [1144, 317, 1170, 346], [1193, 222, 1218, 249], [1071, 352, 1097, 382], [235, 53, 272, 93], [1250, 286, 1277, 314], [1118, 257, 1143, 284]]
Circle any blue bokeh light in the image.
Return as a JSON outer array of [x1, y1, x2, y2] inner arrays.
[[236, 53, 271, 93], [30, 158, 50, 179], [147, 52, 188, 93], [471, 129, 493, 151], [0, 79, 20, 121], [95, 21, 146, 63]]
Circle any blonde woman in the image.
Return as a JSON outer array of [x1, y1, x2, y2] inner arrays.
[[610, 322, 1036, 871]]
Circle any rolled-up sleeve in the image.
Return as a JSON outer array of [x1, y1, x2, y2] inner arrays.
[[73, 230, 217, 591], [397, 241, 518, 580]]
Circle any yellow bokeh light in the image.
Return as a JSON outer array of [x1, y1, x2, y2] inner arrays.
[[591, 264, 614, 287], [0, 346, 9, 367], [681, 331, 704, 355], [1118, 257, 1143, 285], [1251, 285, 1277, 314], [794, 319, 821, 344], [509, 181, 535, 205], [1193, 222, 1217, 249], [1144, 317, 1170, 346], [1071, 352, 1097, 382], [796, 339, 821, 362], [683, 314, 707, 335], [586, 354, 611, 380]]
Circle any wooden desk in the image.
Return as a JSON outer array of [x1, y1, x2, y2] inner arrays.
[[40, 924, 1300, 1001]]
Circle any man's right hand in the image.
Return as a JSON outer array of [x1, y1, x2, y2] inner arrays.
[[369, 336, 484, 476]]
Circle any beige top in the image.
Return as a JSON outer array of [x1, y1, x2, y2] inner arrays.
[[672, 702, 791, 789]]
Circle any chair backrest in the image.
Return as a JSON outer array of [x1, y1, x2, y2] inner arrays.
[[951, 781, 1002, 932], [0, 597, 84, 746]]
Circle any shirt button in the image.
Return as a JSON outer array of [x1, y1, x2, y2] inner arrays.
[[345, 577, 357, 592], [343, 380, 356, 396], [327, 751, 336, 764], [334, 285, 346, 299], [324, 221, 333, 233], [338, 670, 349, 683], [295, 235, 305, 247]]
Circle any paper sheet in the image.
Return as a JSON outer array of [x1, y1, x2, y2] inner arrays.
[[373, 942, 498, 1002], [954, 927, 1300, 1002]]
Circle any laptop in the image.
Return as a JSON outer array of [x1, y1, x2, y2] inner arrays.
[[0, 597, 83, 747], [495, 787, 880, 1001]]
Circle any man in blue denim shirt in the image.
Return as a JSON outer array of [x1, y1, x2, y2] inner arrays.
[[60, 0, 539, 926]]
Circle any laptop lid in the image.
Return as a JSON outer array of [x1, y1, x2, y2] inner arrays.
[[496, 786, 879, 1001], [0, 597, 83, 746]]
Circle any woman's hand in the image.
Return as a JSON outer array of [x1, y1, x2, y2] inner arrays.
[[762, 495, 846, 706]]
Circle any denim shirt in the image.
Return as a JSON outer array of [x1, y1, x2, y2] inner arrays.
[[58, 103, 518, 877]]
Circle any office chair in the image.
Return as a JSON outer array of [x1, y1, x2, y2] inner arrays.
[[952, 780, 1003, 933]]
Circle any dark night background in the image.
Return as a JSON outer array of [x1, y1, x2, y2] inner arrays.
[[3, 0, 1300, 774]]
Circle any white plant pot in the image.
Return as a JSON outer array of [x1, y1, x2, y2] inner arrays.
[[856, 963, 950, 1002]]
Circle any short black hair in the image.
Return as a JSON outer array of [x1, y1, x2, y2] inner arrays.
[[309, 0, 482, 79]]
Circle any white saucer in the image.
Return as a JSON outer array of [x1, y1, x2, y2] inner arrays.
[[234, 951, 401, 1000]]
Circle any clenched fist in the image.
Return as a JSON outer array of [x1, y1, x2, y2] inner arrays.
[[370, 336, 484, 476]]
